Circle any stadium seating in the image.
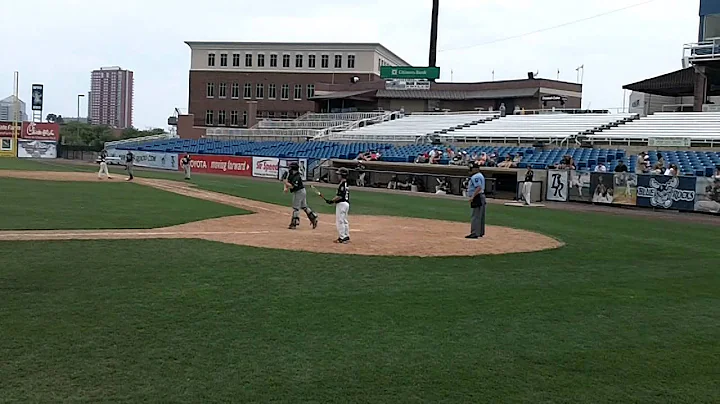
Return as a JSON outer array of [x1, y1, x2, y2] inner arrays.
[[327, 112, 499, 142], [441, 113, 638, 142], [115, 139, 720, 176], [587, 112, 720, 144]]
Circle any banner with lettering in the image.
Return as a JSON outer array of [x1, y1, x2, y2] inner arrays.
[[107, 149, 178, 170], [636, 175, 697, 211], [21, 122, 60, 141], [545, 170, 568, 202], [252, 157, 280, 179], [17, 139, 57, 158]]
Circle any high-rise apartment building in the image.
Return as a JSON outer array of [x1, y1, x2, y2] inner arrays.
[[89, 67, 134, 128]]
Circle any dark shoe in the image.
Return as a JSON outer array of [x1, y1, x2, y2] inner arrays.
[[342, 237, 350, 244], [311, 217, 318, 229], [288, 225, 297, 230], [465, 234, 479, 239], [333, 237, 343, 243]]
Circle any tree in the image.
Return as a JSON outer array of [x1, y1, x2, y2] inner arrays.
[[59, 121, 112, 149], [47, 114, 64, 123], [120, 126, 166, 140]]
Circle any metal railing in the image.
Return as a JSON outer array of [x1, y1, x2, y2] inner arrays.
[[300, 111, 388, 121], [104, 133, 178, 149], [257, 120, 351, 129], [683, 40, 720, 63]]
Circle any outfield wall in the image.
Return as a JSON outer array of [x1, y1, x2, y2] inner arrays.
[[546, 170, 720, 215]]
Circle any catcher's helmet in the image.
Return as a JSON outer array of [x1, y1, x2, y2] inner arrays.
[[289, 162, 300, 171], [337, 167, 349, 178]]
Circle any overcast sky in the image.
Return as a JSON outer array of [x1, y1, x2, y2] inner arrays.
[[0, 0, 698, 129]]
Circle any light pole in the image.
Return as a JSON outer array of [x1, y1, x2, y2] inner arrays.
[[77, 94, 84, 139]]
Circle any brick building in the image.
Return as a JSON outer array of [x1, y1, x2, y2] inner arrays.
[[185, 41, 409, 128]]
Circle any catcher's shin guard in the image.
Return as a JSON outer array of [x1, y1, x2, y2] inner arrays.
[[288, 216, 300, 229], [305, 209, 319, 229]]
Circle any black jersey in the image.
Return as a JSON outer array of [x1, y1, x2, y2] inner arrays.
[[336, 181, 350, 203], [182, 156, 191, 166], [126, 152, 134, 163], [525, 169, 534, 182], [287, 171, 304, 193]]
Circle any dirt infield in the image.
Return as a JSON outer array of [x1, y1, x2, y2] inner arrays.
[[0, 170, 563, 257]]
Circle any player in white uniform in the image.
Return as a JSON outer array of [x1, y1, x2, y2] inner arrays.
[[97, 149, 112, 180], [325, 167, 351, 244]]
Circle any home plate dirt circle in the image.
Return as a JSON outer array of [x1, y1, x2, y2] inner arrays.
[[0, 170, 564, 257]]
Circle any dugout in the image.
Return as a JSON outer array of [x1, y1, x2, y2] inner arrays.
[[322, 160, 538, 198]]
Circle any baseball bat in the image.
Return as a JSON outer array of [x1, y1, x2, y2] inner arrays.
[[310, 185, 328, 200]]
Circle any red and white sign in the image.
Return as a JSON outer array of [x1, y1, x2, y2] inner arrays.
[[0, 121, 22, 138], [252, 157, 280, 178], [21, 122, 60, 141], [181, 155, 252, 176]]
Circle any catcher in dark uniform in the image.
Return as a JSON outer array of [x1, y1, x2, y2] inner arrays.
[[282, 162, 319, 229]]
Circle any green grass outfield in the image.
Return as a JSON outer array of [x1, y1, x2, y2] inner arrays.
[[0, 159, 719, 403]]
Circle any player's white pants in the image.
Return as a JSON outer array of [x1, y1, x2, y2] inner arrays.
[[335, 201, 350, 239], [522, 181, 532, 204], [98, 162, 110, 178]]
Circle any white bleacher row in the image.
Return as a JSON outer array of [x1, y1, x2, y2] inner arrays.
[[437, 113, 637, 142], [587, 112, 720, 144], [257, 120, 350, 129], [326, 112, 499, 142]]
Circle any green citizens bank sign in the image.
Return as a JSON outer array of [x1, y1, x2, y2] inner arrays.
[[380, 66, 440, 80]]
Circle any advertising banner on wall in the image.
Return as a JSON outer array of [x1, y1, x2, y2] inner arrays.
[[611, 172, 638, 206], [17, 139, 57, 158], [694, 177, 720, 214], [21, 122, 60, 141], [545, 170, 568, 202], [589, 172, 616, 204], [184, 154, 252, 176], [0, 137, 16, 158], [107, 149, 179, 170], [252, 156, 280, 179], [567, 170, 591, 202], [0, 121, 22, 138], [278, 158, 308, 181], [636, 175, 697, 211]]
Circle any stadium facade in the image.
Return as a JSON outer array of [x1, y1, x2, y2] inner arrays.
[[180, 41, 582, 138]]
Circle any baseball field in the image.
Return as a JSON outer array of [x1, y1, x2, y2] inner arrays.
[[1, 159, 718, 403]]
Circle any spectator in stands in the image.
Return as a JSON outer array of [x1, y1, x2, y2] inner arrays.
[[460, 151, 470, 165], [369, 150, 381, 161], [470, 151, 479, 162], [656, 153, 665, 169], [499, 103, 507, 117], [714, 165, 720, 180], [356, 152, 371, 161], [594, 162, 607, 172], [450, 152, 464, 166], [636, 152, 650, 174], [513, 105, 521, 115], [498, 155, 514, 168], [429, 150, 443, 164], [558, 155, 575, 170], [446, 148, 455, 161], [476, 152, 488, 166], [664, 164, 679, 177], [614, 160, 628, 172], [651, 162, 664, 175], [415, 153, 429, 164], [512, 154, 523, 166]]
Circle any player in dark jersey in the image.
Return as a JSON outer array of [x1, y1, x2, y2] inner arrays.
[[283, 162, 318, 229], [125, 151, 134, 181], [325, 167, 351, 243]]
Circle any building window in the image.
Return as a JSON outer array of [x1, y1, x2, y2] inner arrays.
[[705, 14, 720, 39], [206, 82, 215, 98], [281, 112, 288, 118], [268, 111, 275, 118], [220, 53, 228, 67], [262, 111, 269, 118], [257, 110, 263, 118], [232, 53, 240, 67], [205, 110, 214, 125], [258, 54, 265, 67], [245, 53, 253, 67], [307, 84, 315, 99], [282, 54, 290, 68], [347, 55, 355, 69], [231, 83, 239, 99], [270, 54, 278, 67], [321, 54, 329, 68], [207, 53, 215, 66], [218, 110, 226, 125], [242, 111, 248, 126], [281, 84, 290, 100], [308, 54, 316, 68], [268, 84, 277, 99], [296, 54, 303, 68], [219, 83, 227, 98], [231, 110, 239, 126], [334, 54, 342, 68], [294, 84, 302, 100], [256, 83, 264, 99], [243, 83, 252, 99]]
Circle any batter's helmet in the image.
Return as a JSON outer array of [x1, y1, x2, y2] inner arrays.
[[337, 167, 349, 178], [289, 162, 300, 171]]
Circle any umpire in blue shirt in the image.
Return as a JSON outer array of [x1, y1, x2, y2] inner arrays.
[[466, 168, 486, 239]]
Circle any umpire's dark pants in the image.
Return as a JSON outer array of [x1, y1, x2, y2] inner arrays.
[[471, 194, 486, 237]]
